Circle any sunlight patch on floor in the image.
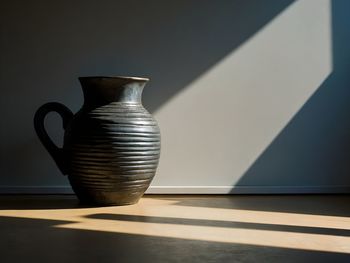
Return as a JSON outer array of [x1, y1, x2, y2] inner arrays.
[[1, 196, 349, 253]]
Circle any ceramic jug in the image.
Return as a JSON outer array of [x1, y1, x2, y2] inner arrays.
[[34, 76, 161, 205]]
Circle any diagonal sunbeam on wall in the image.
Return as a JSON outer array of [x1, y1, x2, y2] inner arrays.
[[150, 0, 333, 192]]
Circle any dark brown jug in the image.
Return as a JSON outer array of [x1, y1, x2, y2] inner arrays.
[[34, 76, 161, 206]]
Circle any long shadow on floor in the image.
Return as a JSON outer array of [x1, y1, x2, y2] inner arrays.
[[156, 195, 350, 217], [87, 213, 350, 237], [1, 215, 349, 263]]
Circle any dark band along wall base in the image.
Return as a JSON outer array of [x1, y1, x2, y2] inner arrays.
[[34, 76, 161, 206]]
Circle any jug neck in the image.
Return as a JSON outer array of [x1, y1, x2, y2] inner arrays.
[[79, 76, 149, 108]]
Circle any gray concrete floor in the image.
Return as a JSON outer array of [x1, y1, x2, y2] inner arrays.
[[0, 195, 350, 262]]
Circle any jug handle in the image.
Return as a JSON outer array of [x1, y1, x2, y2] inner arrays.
[[34, 102, 73, 175]]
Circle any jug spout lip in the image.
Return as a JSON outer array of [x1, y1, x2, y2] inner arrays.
[[79, 76, 149, 82]]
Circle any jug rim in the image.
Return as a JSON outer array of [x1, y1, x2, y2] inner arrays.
[[79, 76, 149, 82]]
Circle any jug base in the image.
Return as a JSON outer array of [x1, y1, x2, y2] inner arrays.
[[74, 189, 145, 206]]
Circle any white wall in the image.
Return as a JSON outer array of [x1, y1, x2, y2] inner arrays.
[[1, 0, 350, 193]]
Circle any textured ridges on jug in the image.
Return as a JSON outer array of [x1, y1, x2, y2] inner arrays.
[[67, 103, 160, 202]]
